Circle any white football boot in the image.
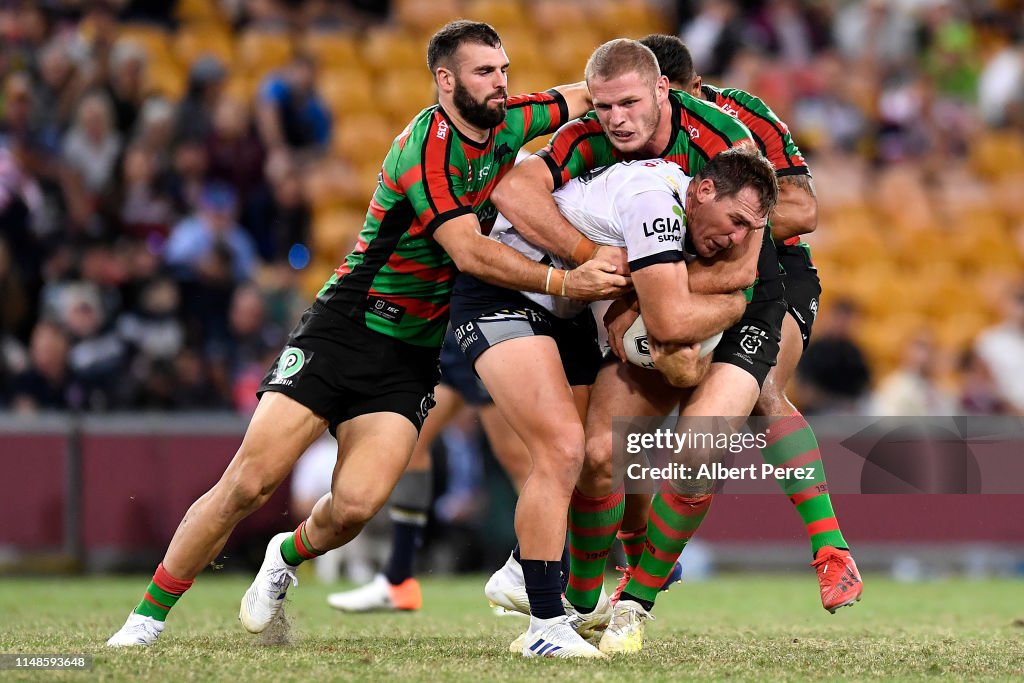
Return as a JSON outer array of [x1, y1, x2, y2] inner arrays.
[[484, 552, 529, 615], [106, 612, 165, 647], [326, 574, 423, 612], [520, 615, 606, 658], [239, 532, 298, 633], [598, 599, 654, 654], [564, 587, 612, 638]]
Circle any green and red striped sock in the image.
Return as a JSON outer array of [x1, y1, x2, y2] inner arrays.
[[134, 563, 194, 621], [761, 412, 847, 555], [617, 525, 647, 569], [622, 489, 712, 606], [565, 487, 624, 612], [279, 520, 324, 567]]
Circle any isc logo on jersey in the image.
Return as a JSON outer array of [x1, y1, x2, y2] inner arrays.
[[436, 120, 448, 140]]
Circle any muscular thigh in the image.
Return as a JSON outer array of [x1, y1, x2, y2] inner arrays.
[[585, 361, 684, 452], [225, 391, 328, 487], [474, 335, 581, 447], [331, 411, 421, 507]]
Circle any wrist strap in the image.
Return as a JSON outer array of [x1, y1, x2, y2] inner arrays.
[[571, 236, 598, 265]]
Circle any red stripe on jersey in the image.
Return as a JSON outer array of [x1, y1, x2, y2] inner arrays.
[[334, 238, 367, 277], [381, 170, 402, 193], [546, 118, 604, 180], [369, 198, 387, 222], [385, 252, 455, 283], [520, 104, 534, 136], [682, 116, 743, 169], [396, 165, 423, 194], [368, 289, 449, 320], [422, 113, 467, 217]]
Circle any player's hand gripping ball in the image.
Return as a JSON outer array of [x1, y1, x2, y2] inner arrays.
[[622, 314, 723, 370]]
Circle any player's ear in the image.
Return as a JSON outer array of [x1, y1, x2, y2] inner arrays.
[[690, 76, 702, 96], [654, 74, 669, 101], [436, 66, 455, 94], [695, 177, 716, 204]]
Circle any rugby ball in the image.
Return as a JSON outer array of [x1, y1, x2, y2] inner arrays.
[[623, 314, 723, 370]]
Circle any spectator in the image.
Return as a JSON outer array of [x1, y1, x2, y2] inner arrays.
[[206, 96, 265, 200], [679, 0, 745, 78], [974, 284, 1024, 413], [223, 283, 283, 411], [117, 275, 184, 362], [59, 281, 126, 411], [0, 237, 29, 340], [243, 150, 310, 264], [164, 182, 259, 282], [956, 347, 1012, 416], [870, 330, 955, 416], [114, 144, 177, 240], [832, 0, 917, 69], [61, 90, 122, 197], [256, 54, 331, 157], [976, 20, 1024, 128], [32, 38, 82, 137], [174, 56, 227, 144], [9, 319, 75, 412], [167, 137, 208, 215], [104, 40, 149, 135], [796, 298, 872, 415]]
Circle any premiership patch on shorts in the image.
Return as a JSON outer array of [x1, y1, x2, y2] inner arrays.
[[269, 346, 312, 387], [738, 325, 768, 356]]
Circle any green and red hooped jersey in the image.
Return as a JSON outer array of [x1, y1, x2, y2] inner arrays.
[[700, 84, 813, 257], [315, 90, 570, 348], [537, 89, 754, 188]]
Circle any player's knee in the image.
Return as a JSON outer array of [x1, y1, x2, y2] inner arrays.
[[531, 427, 585, 482], [582, 433, 614, 489], [330, 495, 382, 531], [222, 467, 277, 515], [752, 380, 791, 417]]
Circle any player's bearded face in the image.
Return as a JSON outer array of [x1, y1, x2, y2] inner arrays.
[[453, 74, 508, 129]]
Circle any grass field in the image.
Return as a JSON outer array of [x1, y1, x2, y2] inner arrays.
[[1, 573, 1022, 681]]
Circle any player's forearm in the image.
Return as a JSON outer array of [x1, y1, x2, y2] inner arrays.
[[454, 234, 556, 294], [449, 232, 623, 302], [551, 81, 592, 119], [769, 175, 817, 241], [649, 292, 746, 345], [688, 233, 760, 294], [491, 174, 590, 262]]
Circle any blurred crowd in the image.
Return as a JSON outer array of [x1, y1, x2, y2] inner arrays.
[[1, 0, 1023, 419]]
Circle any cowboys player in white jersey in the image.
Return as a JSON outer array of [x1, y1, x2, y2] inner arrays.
[[449, 146, 778, 657]]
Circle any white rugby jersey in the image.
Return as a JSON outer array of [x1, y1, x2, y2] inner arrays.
[[492, 158, 694, 317]]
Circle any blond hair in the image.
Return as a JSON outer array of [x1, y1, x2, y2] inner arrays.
[[584, 39, 660, 88]]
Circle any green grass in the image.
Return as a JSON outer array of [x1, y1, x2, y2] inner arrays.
[[0, 573, 1022, 681]]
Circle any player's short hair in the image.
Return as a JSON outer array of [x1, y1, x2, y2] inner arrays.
[[639, 34, 696, 87], [427, 20, 502, 73], [695, 146, 779, 217], [584, 39, 660, 89]]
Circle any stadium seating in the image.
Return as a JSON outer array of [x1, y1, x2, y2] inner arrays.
[[113, 0, 1023, 362]]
